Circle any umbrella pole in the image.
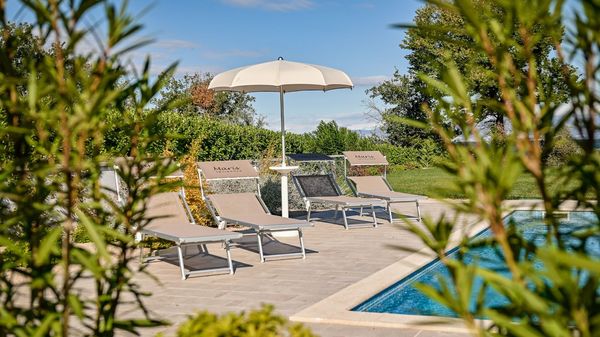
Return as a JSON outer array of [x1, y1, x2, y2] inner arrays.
[[269, 88, 296, 221], [280, 88, 286, 166], [279, 88, 290, 218]]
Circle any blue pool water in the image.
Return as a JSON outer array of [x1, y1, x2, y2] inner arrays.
[[353, 211, 600, 317]]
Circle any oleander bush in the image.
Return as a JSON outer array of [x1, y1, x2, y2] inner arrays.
[[397, 1, 600, 336], [0, 0, 183, 335]]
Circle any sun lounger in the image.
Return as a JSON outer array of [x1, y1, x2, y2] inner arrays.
[[343, 151, 426, 222], [100, 162, 242, 280], [197, 160, 313, 263], [140, 191, 243, 279], [292, 173, 381, 229]]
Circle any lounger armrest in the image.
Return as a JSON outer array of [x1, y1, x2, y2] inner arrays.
[[140, 228, 242, 244], [219, 216, 313, 231], [357, 192, 427, 202], [306, 197, 383, 207]]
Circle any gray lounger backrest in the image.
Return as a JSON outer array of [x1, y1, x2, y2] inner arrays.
[[293, 174, 341, 198]]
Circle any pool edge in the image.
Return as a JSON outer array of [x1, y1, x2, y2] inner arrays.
[[290, 200, 584, 332]]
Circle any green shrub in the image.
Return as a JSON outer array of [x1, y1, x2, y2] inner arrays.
[[545, 128, 582, 166], [169, 305, 317, 337], [104, 111, 445, 169]]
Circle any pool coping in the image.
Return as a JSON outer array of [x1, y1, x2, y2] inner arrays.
[[289, 201, 583, 333]]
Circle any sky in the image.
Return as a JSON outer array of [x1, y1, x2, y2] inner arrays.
[[119, 0, 423, 133], [7, 0, 585, 134]]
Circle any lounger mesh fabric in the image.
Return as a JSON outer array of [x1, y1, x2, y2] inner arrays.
[[197, 160, 258, 180], [293, 174, 379, 229], [295, 175, 339, 197], [343, 151, 389, 166], [143, 192, 242, 243], [207, 193, 311, 228], [348, 176, 425, 200]]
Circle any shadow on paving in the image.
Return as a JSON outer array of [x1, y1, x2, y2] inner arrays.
[[231, 233, 319, 258], [147, 247, 253, 274]]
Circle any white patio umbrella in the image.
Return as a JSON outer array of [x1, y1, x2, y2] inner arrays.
[[208, 57, 353, 218]]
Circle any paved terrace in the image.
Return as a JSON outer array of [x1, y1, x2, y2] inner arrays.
[[125, 200, 552, 337]]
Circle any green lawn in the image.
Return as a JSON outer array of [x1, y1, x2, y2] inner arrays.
[[386, 167, 569, 199]]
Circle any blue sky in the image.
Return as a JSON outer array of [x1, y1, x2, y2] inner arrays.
[[122, 0, 423, 132]]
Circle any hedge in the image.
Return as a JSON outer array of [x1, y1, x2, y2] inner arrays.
[[102, 109, 445, 168]]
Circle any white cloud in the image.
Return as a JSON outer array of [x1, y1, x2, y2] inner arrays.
[[343, 121, 378, 130], [152, 39, 200, 49], [221, 0, 314, 11], [351, 75, 388, 87]]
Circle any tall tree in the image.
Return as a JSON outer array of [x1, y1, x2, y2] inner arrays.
[[157, 72, 264, 127], [369, 0, 575, 146]]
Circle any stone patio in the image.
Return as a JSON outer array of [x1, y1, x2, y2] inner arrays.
[[126, 199, 551, 337]]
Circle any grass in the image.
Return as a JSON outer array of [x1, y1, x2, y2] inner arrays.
[[387, 167, 572, 199]]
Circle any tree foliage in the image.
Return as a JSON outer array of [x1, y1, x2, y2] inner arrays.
[[305, 120, 366, 155], [0, 1, 181, 335], [156, 72, 264, 127], [401, 0, 600, 336], [370, 0, 576, 146]]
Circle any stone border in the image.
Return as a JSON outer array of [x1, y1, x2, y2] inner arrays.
[[290, 200, 580, 333]]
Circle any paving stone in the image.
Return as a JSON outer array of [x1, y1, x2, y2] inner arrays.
[[105, 200, 545, 336]]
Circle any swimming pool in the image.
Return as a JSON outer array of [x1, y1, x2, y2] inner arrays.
[[353, 211, 600, 317]]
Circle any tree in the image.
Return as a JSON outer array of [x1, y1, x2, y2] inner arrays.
[[369, 0, 575, 145], [367, 71, 434, 146], [157, 72, 264, 127], [307, 120, 362, 155], [0, 1, 180, 335], [402, 1, 600, 336]]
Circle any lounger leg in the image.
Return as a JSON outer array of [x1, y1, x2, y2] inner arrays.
[[256, 232, 265, 263], [307, 203, 312, 222], [298, 229, 306, 259], [341, 208, 349, 230], [371, 205, 378, 228], [388, 202, 393, 223], [416, 201, 422, 222], [225, 241, 234, 275], [139, 235, 145, 264], [334, 204, 339, 219], [139, 245, 145, 264], [359, 206, 363, 216], [176, 244, 187, 280]]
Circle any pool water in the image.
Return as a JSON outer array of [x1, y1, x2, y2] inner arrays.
[[353, 211, 600, 317]]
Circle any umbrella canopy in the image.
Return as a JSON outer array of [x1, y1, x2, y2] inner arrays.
[[208, 58, 353, 166], [208, 59, 353, 93]]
